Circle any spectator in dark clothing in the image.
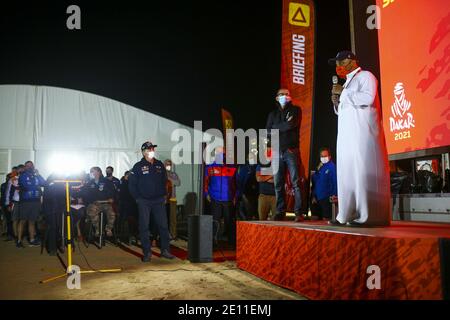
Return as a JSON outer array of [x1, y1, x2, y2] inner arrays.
[[118, 171, 138, 244], [236, 162, 258, 221], [68, 172, 88, 241], [84, 167, 116, 238], [266, 88, 303, 222], [42, 174, 66, 255], [1, 173, 14, 241], [105, 166, 121, 192], [164, 159, 180, 240], [5, 165, 25, 242], [128, 141, 174, 262], [106, 166, 121, 231], [311, 148, 337, 220]]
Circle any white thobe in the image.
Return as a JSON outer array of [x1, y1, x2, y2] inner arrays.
[[335, 67, 391, 226]]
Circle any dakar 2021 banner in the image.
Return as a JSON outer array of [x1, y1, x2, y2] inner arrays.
[[377, 0, 450, 155]]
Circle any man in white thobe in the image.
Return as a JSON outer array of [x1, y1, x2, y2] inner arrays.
[[329, 51, 391, 226]]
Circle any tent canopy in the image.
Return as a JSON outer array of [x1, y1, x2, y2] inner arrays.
[[0, 84, 218, 204]]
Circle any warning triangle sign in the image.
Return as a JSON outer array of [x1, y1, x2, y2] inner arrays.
[[292, 7, 307, 23], [288, 3, 310, 27]]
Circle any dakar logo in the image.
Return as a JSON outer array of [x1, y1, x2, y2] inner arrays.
[[389, 82, 415, 132]]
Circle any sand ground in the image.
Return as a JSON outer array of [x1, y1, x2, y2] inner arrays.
[[0, 238, 304, 300]]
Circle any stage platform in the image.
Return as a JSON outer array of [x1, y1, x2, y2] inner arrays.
[[236, 220, 450, 300]]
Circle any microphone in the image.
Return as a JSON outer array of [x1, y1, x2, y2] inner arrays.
[[332, 76, 339, 107], [332, 75, 338, 85]]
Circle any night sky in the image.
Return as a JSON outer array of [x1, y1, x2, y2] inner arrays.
[[0, 0, 350, 165]]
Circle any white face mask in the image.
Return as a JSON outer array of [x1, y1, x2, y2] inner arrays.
[[320, 157, 330, 164], [145, 150, 155, 159], [166, 165, 171, 171], [215, 153, 224, 164], [89, 173, 95, 180], [277, 95, 291, 107]]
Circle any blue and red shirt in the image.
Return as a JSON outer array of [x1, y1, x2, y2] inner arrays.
[[312, 161, 337, 201], [19, 170, 46, 202], [204, 163, 237, 202]]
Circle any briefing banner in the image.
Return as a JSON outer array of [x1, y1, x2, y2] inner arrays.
[[377, 0, 450, 155], [280, 0, 315, 210]]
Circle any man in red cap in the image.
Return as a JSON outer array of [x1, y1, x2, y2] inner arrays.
[[329, 51, 391, 227]]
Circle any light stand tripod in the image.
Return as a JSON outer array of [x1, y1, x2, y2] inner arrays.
[[40, 179, 122, 284]]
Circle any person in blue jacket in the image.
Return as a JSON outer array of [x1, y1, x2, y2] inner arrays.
[[128, 141, 174, 262], [311, 148, 338, 220], [204, 147, 237, 248], [18, 161, 46, 247]]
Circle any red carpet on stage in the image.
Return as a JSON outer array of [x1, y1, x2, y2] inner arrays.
[[236, 220, 450, 300]]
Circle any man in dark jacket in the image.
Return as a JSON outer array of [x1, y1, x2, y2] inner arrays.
[[128, 141, 174, 262], [84, 167, 116, 238], [42, 173, 66, 255], [266, 88, 303, 222], [118, 171, 138, 244]]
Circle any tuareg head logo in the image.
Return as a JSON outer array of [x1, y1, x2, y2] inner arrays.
[[389, 82, 416, 132]]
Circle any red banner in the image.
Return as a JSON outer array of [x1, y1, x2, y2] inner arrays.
[[377, 0, 450, 155], [280, 0, 315, 210]]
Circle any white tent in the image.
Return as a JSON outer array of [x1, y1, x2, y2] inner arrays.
[[0, 84, 217, 205]]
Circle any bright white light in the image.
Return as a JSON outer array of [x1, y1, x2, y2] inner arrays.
[[47, 153, 86, 177]]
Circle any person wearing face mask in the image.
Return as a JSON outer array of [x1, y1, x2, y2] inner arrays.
[[84, 167, 116, 241], [204, 146, 237, 249], [311, 148, 337, 220], [105, 166, 121, 193], [18, 161, 46, 247], [105, 166, 121, 231], [266, 88, 303, 222], [164, 159, 180, 240], [329, 51, 391, 226], [128, 141, 174, 262]]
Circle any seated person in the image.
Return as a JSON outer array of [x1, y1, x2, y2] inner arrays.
[[83, 167, 116, 238], [69, 172, 89, 241]]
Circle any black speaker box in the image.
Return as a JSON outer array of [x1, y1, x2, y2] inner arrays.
[[188, 215, 213, 263]]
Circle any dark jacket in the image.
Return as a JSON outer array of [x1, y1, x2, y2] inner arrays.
[[107, 176, 121, 192], [42, 181, 66, 217], [0, 182, 7, 207], [119, 178, 138, 217], [19, 169, 46, 202], [266, 102, 300, 152], [128, 158, 167, 202], [82, 177, 115, 204], [236, 164, 258, 199]]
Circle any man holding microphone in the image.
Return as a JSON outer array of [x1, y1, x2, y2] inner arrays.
[[329, 50, 391, 226]]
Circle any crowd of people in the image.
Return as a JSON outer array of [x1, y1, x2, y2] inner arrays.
[[0, 50, 394, 264], [204, 143, 338, 249], [0, 142, 181, 262], [0, 84, 341, 261], [0, 142, 337, 260]]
